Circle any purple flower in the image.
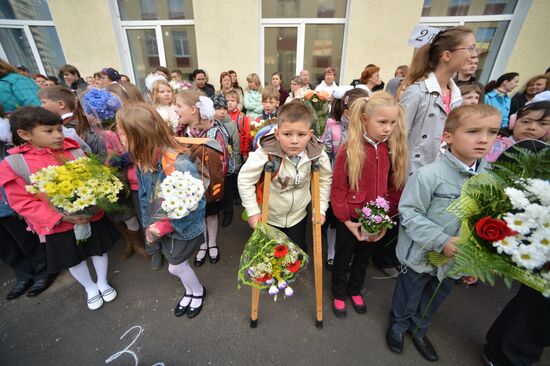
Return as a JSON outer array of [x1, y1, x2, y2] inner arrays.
[[83, 88, 121, 121], [374, 215, 383, 223], [268, 285, 279, 296], [361, 207, 372, 217], [277, 280, 288, 290], [375, 197, 390, 211], [284, 286, 294, 298]]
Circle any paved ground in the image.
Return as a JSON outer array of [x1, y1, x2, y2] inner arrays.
[[1, 208, 549, 366]]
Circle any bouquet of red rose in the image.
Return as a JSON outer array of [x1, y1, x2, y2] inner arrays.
[[238, 222, 308, 300], [356, 196, 395, 239], [427, 146, 550, 296]]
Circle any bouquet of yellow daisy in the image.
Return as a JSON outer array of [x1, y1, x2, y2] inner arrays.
[[26, 156, 123, 242]]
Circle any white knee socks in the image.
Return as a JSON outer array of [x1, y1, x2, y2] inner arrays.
[[91, 254, 110, 292], [195, 231, 208, 261], [69, 260, 99, 298], [206, 215, 218, 257], [327, 227, 336, 260], [168, 260, 203, 307]]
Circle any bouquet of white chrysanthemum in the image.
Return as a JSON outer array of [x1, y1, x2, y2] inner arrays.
[[26, 156, 123, 242], [158, 170, 204, 219]]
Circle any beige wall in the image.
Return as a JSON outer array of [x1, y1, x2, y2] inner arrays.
[[193, 0, 260, 89], [48, 0, 121, 78], [505, 0, 550, 90], [341, 0, 423, 84]]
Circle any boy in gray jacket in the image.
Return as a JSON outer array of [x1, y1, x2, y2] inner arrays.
[[386, 104, 502, 362]]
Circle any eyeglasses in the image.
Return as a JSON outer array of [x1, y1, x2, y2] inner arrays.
[[450, 45, 477, 54]]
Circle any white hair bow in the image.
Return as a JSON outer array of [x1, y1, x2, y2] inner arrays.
[[195, 96, 215, 120]]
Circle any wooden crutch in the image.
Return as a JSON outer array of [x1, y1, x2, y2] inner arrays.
[[310, 159, 324, 328], [250, 160, 275, 328]]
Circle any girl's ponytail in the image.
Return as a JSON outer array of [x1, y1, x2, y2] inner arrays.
[[485, 80, 497, 94], [485, 72, 519, 93]]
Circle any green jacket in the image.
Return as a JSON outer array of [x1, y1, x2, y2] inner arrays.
[[396, 151, 490, 279]]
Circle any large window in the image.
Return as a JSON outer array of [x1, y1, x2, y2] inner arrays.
[[0, 0, 66, 77], [114, 0, 197, 88], [261, 0, 347, 87], [420, 0, 529, 83]]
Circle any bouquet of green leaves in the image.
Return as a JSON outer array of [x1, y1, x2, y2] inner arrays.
[[427, 145, 550, 296]]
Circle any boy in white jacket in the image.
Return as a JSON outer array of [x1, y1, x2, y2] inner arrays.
[[238, 102, 332, 252]]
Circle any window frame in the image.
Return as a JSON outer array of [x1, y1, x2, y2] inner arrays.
[[420, 0, 532, 83], [260, 0, 350, 84], [0, 18, 58, 75]]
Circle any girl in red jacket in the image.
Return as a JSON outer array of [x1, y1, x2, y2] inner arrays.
[[0, 107, 119, 311], [330, 92, 408, 317]]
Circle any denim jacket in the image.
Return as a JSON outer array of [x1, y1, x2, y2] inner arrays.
[[396, 151, 490, 280], [137, 153, 206, 241]]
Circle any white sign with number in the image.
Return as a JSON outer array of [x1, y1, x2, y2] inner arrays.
[[408, 24, 442, 48]]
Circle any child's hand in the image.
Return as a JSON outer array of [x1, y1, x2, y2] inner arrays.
[[247, 214, 262, 229], [461, 276, 478, 285], [312, 214, 325, 226], [62, 215, 91, 224], [443, 236, 459, 257], [344, 221, 366, 241]]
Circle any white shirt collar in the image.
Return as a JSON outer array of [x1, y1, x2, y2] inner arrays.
[[61, 112, 73, 120], [424, 72, 462, 105], [456, 158, 477, 172]]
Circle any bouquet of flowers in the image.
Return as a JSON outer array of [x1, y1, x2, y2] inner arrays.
[[83, 88, 121, 129], [303, 90, 330, 137], [427, 146, 550, 295], [145, 169, 205, 243], [238, 222, 308, 301], [25, 156, 123, 242], [249, 118, 275, 139], [356, 196, 395, 238]]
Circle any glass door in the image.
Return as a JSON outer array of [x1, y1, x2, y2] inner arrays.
[[263, 25, 298, 87]]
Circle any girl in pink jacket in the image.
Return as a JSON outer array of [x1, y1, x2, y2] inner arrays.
[[0, 107, 119, 311]]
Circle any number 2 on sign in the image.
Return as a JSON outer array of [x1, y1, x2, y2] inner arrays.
[[105, 325, 165, 366], [415, 29, 436, 43]]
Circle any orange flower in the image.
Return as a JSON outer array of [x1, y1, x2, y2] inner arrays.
[[317, 91, 330, 100], [304, 90, 315, 100]]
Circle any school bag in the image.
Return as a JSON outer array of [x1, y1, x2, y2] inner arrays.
[[214, 120, 238, 175], [161, 137, 224, 203], [205, 123, 229, 177]]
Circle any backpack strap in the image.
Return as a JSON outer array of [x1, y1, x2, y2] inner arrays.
[[237, 112, 245, 132], [4, 154, 32, 184], [69, 147, 86, 159], [267, 155, 283, 181]]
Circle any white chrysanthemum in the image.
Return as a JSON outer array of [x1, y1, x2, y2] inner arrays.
[[511, 244, 547, 270], [504, 187, 530, 209], [526, 179, 550, 206], [504, 212, 537, 235], [530, 228, 550, 254], [492, 236, 521, 255], [541, 271, 550, 282], [524, 203, 549, 223]]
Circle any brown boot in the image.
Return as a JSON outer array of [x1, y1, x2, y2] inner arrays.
[[113, 222, 134, 260], [128, 230, 149, 258]]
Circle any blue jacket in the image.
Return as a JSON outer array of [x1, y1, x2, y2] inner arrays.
[[137, 153, 205, 241], [484, 90, 510, 128], [0, 141, 14, 217], [0, 72, 40, 113]]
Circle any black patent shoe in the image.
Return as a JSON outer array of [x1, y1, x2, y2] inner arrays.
[[6, 279, 33, 300], [412, 335, 438, 362], [175, 294, 192, 317], [208, 246, 219, 264], [27, 274, 56, 297], [187, 287, 206, 319], [194, 248, 207, 267], [386, 328, 404, 354]]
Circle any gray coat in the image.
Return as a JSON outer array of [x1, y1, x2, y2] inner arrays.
[[396, 151, 490, 280], [221, 115, 242, 173], [400, 72, 462, 175]]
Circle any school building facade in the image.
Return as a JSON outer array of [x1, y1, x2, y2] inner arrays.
[[0, 0, 548, 90]]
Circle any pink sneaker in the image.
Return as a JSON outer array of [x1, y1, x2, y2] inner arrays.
[[332, 298, 346, 318], [350, 294, 367, 314]]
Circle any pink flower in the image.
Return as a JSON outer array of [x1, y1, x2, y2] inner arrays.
[[375, 197, 390, 211], [362, 207, 372, 217], [374, 215, 383, 223]]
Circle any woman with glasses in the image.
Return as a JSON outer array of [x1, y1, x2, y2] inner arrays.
[[399, 26, 477, 175]]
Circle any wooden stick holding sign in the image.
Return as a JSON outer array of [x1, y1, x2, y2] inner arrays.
[[311, 159, 324, 328], [250, 160, 275, 328]]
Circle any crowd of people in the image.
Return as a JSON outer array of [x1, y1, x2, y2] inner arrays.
[[0, 24, 549, 365]]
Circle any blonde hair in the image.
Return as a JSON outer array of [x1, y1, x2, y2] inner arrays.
[[115, 103, 178, 171], [346, 91, 408, 190], [174, 89, 203, 107], [246, 73, 263, 92], [106, 82, 145, 105], [445, 104, 501, 133], [261, 85, 280, 102], [151, 79, 173, 107]]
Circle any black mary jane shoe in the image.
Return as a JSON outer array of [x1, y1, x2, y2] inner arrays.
[[6, 279, 33, 300], [175, 294, 192, 317], [194, 248, 207, 267], [187, 287, 206, 319], [208, 246, 220, 264]]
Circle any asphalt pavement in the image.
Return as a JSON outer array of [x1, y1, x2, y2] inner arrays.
[[1, 208, 548, 366]]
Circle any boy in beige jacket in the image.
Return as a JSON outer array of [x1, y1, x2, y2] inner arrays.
[[238, 102, 332, 252]]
